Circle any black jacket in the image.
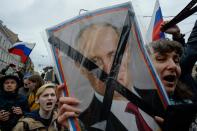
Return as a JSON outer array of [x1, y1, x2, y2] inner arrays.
[[174, 20, 197, 102], [0, 91, 29, 131]]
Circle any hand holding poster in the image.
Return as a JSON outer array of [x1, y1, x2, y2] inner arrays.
[[46, 2, 170, 131]]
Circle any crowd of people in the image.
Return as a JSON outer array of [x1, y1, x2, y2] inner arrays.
[[0, 19, 196, 131]]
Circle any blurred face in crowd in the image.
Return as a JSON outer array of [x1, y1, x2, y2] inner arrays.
[[151, 51, 181, 94], [27, 80, 36, 91], [38, 88, 57, 112], [3, 79, 17, 92], [77, 24, 131, 100], [23, 79, 30, 89]]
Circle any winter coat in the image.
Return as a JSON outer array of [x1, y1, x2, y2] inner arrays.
[[13, 110, 63, 131], [174, 20, 197, 102], [0, 91, 29, 131]]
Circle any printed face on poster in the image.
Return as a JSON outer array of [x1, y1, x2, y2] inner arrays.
[[47, 2, 169, 130]]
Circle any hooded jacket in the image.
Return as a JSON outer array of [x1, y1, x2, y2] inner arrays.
[[0, 75, 29, 131]]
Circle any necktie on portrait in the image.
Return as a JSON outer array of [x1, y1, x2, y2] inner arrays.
[[125, 102, 152, 131]]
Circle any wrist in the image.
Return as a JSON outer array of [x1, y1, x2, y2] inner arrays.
[[173, 33, 185, 39]]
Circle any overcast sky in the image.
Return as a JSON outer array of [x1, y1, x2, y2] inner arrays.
[[0, 0, 196, 71]]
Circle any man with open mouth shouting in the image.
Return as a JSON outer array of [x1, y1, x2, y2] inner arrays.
[[13, 83, 64, 131], [147, 39, 193, 104]]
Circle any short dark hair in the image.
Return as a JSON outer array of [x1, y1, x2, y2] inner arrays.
[[147, 39, 183, 57], [0, 75, 21, 92]]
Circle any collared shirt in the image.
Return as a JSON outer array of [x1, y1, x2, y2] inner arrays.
[[95, 92, 161, 131]]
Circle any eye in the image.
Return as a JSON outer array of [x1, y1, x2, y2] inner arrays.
[[91, 57, 102, 67], [155, 55, 166, 62], [43, 94, 49, 97], [108, 51, 115, 61], [51, 93, 56, 97], [91, 57, 98, 63], [173, 56, 180, 64], [11, 81, 16, 84]]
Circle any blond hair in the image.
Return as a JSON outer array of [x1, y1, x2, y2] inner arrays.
[[36, 83, 56, 98]]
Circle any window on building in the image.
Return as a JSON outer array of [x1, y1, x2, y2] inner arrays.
[[2, 39, 5, 49], [0, 35, 2, 44]]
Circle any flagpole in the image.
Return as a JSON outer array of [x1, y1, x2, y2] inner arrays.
[[161, 0, 197, 31]]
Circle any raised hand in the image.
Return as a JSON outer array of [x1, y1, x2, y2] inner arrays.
[[0, 110, 10, 121], [56, 84, 81, 127], [12, 107, 23, 115], [161, 21, 181, 37]]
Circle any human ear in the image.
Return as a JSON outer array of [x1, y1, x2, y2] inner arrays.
[[35, 97, 39, 104]]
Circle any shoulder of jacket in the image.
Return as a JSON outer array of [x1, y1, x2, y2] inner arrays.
[[18, 117, 45, 130]]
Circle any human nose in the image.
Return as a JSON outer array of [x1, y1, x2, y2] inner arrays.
[[48, 95, 53, 99], [166, 58, 178, 70], [102, 60, 112, 74]]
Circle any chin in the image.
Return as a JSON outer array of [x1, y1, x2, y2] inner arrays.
[[44, 109, 53, 112], [166, 88, 175, 95]]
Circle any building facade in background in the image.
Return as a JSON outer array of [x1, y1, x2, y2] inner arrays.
[[0, 20, 22, 71], [0, 20, 34, 73]]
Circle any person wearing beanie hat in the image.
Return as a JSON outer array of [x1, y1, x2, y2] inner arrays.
[[0, 74, 20, 85], [0, 75, 29, 131], [13, 83, 64, 131]]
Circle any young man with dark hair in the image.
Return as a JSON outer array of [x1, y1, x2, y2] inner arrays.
[[147, 39, 193, 103], [0, 75, 29, 131]]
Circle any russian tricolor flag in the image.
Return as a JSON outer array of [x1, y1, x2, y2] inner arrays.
[[8, 42, 35, 63], [146, 0, 165, 43]]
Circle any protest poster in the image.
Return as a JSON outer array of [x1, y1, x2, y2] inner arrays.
[[46, 2, 170, 131]]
